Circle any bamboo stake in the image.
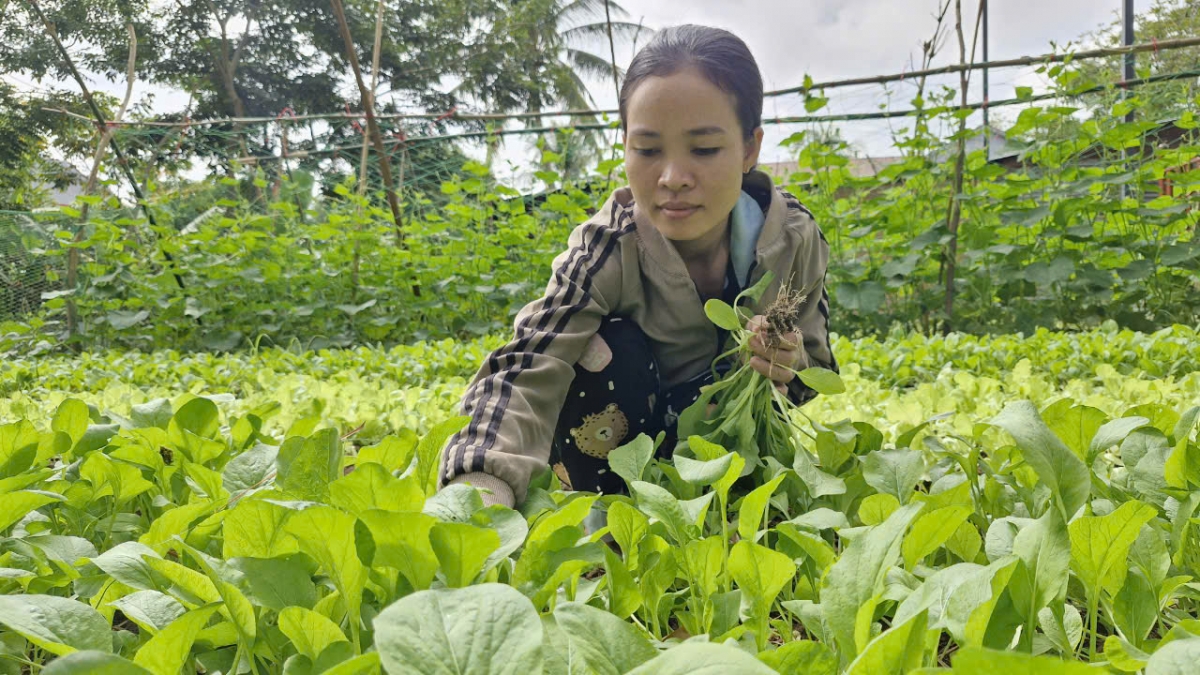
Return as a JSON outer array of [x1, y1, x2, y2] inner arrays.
[[24, 0, 188, 298], [65, 24, 138, 346], [329, 0, 404, 245]]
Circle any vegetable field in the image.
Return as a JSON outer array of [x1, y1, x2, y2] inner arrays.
[[2, 322, 1199, 674]]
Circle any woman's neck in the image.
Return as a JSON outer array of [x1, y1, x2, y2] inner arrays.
[[671, 214, 731, 267]]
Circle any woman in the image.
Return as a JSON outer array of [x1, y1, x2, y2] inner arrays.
[[439, 24, 838, 508]]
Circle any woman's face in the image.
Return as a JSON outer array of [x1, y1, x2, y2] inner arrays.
[[623, 66, 764, 244]]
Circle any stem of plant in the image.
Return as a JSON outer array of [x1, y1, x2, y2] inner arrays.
[[1088, 592, 1100, 662], [721, 498, 731, 594]]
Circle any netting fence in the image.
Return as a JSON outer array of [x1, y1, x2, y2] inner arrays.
[[3, 34, 1199, 351]]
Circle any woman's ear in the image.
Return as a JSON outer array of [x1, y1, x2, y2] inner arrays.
[[743, 127, 765, 173]]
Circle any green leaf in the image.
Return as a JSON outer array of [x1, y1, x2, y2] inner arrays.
[[360, 509, 439, 591], [793, 448, 846, 498], [821, 502, 923, 661], [1042, 400, 1106, 460], [804, 94, 829, 113], [0, 421, 39, 477], [681, 535, 725, 599], [132, 605, 218, 675], [90, 540, 160, 588], [1069, 500, 1157, 598], [858, 493, 900, 526], [846, 611, 927, 675], [430, 521, 501, 588], [416, 417, 469, 497], [796, 368, 846, 395], [106, 591, 185, 635], [52, 399, 90, 448], [626, 642, 776, 674], [130, 399, 173, 430], [42, 652, 152, 675], [423, 483, 484, 523], [630, 480, 696, 544], [777, 525, 837, 572], [221, 442, 278, 494], [1144, 636, 1200, 674], [737, 474, 786, 540], [606, 501, 649, 567], [321, 652, 381, 675], [1039, 604, 1084, 655], [546, 601, 657, 674], [1104, 635, 1151, 672], [785, 508, 849, 531], [903, 506, 973, 569], [222, 499, 296, 559], [107, 309, 150, 329], [704, 299, 742, 331], [139, 500, 216, 555], [330, 463, 424, 515], [230, 555, 318, 611], [894, 557, 1019, 647], [277, 429, 342, 502], [757, 640, 837, 675], [170, 396, 220, 439], [0, 490, 63, 533], [0, 594, 112, 656], [951, 646, 1099, 673], [1010, 508, 1072, 628], [673, 453, 735, 486], [356, 431, 418, 472], [945, 557, 1021, 647], [177, 541, 257, 645], [471, 505, 529, 575], [863, 448, 924, 504], [609, 434, 655, 488], [528, 495, 597, 544], [602, 546, 643, 619], [142, 557, 220, 606], [1090, 417, 1151, 461], [285, 506, 367, 629], [990, 401, 1090, 519], [729, 540, 796, 633], [1113, 570, 1158, 645], [373, 584, 543, 675], [278, 606, 348, 661], [1172, 407, 1199, 445]]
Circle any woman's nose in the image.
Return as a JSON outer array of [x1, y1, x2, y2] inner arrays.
[[658, 161, 694, 191]]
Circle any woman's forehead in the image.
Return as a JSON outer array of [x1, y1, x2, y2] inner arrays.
[[624, 68, 740, 134]]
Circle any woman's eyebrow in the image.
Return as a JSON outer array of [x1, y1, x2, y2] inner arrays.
[[629, 126, 727, 138]]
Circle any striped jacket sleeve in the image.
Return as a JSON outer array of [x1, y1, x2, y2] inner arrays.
[[784, 206, 838, 407], [439, 205, 633, 506]]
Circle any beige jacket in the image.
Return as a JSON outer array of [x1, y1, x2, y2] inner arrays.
[[439, 169, 837, 506]]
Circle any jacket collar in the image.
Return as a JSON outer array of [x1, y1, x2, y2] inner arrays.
[[610, 168, 790, 283]]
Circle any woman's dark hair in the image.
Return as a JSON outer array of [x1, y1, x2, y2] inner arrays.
[[619, 25, 764, 141]]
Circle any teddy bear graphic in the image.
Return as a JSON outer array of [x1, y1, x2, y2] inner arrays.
[[569, 402, 630, 459]]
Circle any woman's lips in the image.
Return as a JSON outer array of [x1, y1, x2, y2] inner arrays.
[[659, 205, 700, 219]]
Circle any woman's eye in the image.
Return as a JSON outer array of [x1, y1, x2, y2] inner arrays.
[[693, 147, 721, 156], [633, 148, 660, 157]]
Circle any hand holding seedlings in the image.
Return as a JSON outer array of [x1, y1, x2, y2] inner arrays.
[[746, 314, 803, 394]]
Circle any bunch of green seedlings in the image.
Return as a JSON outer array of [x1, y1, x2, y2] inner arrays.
[[677, 271, 845, 493]]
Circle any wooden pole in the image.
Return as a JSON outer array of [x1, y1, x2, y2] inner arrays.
[[329, 0, 405, 245], [25, 0, 188, 297]]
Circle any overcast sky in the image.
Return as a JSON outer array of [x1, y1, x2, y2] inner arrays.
[[587, 0, 1125, 163], [9, 0, 1133, 186]]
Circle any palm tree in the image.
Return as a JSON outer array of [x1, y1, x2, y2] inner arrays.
[[457, 0, 652, 179]]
